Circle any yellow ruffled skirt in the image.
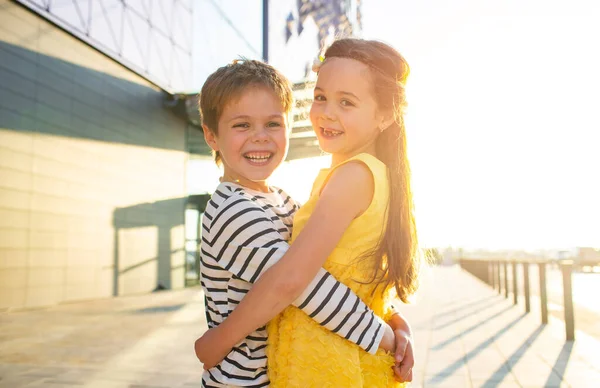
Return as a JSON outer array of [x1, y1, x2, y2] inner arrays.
[[267, 305, 406, 388]]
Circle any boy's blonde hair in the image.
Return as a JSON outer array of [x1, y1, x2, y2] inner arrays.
[[199, 59, 294, 165]]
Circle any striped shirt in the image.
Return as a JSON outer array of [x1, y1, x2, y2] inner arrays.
[[200, 183, 386, 387]]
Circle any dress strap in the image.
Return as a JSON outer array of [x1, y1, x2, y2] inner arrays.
[[316, 153, 387, 196]]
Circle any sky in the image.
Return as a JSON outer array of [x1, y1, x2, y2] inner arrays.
[[356, 0, 600, 250], [189, 0, 600, 251]]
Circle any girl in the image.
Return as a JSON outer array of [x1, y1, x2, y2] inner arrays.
[[196, 38, 419, 387], [195, 58, 413, 387]]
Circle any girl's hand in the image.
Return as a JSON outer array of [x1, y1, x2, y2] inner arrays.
[[193, 328, 232, 370], [391, 328, 414, 382]]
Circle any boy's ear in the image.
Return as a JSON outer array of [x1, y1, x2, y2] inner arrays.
[[285, 112, 293, 132], [202, 124, 219, 151]]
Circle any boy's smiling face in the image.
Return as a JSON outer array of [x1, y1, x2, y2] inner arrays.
[[204, 85, 289, 191]]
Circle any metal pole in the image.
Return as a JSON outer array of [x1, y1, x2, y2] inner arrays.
[[504, 261, 509, 299], [262, 0, 269, 62], [497, 261, 501, 294], [560, 260, 575, 341], [523, 262, 530, 313], [512, 261, 518, 305], [539, 262, 548, 324]]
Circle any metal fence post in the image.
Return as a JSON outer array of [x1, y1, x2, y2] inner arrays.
[[497, 261, 501, 294], [504, 261, 509, 299], [523, 262, 530, 313], [512, 261, 518, 305], [560, 260, 575, 341], [538, 262, 548, 324]]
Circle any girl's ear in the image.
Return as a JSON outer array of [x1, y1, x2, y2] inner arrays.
[[378, 115, 395, 133], [202, 124, 219, 151]]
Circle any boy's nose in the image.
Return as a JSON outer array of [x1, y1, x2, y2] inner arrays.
[[252, 128, 270, 142]]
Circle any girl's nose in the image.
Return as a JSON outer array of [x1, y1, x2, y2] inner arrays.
[[321, 104, 336, 121]]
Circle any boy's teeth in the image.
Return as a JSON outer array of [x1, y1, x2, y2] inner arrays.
[[245, 153, 271, 161]]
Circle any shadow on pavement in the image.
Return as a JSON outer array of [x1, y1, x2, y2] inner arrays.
[[433, 296, 502, 331], [129, 304, 187, 315], [481, 325, 547, 387], [433, 294, 499, 320], [546, 341, 573, 387], [432, 304, 514, 351], [428, 312, 527, 385]]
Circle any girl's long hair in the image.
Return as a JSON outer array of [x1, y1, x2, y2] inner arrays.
[[323, 38, 419, 302]]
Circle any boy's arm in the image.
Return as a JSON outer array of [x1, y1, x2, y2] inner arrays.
[[201, 189, 388, 349], [197, 162, 387, 365]]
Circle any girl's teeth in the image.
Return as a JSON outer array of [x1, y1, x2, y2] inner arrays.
[[323, 128, 342, 136]]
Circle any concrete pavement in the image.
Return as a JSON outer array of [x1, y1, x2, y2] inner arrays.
[[1, 265, 599, 387], [0, 288, 207, 387]]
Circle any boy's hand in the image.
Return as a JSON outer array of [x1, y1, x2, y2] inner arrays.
[[378, 323, 396, 353], [391, 328, 414, 382], [194, 328, 232, 370]]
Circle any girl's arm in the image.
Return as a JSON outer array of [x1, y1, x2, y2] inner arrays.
[[197, 162, 383, 363]]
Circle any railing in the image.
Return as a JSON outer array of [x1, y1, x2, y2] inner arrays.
[[459, 258, 578, 341]]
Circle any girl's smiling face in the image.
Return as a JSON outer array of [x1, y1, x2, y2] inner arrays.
[[204, 85, 289, 192], [310, 57, 387, 165]]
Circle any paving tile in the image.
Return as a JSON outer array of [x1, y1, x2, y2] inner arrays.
[[0, 375, 46, 388], [471, 379, 521, 388], [424, 373, 471, 387], [467, 362, 512, 381]]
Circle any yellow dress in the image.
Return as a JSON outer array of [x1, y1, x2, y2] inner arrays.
[[267, 153, 405, 388]]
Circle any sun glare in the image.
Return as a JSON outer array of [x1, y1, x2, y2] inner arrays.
[[363, 0, 600, 251]]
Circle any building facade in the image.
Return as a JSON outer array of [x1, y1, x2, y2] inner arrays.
[[0, 0, 362, 309], [0, 0, 188, 309]]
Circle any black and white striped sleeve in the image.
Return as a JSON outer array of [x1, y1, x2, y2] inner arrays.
[[205, 195, 386, 354]]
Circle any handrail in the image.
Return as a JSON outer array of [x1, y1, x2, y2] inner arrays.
[[459, 257, 578, 341]]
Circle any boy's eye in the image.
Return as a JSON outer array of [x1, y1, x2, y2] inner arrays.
[[233, 123, 250, 129], [314, 94, 326, 102], [340, 99, 355, 107], [267, 121, 283, 128]]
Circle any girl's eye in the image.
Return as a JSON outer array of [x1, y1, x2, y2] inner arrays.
[[267, 121, 283, 128], [314, 94, 326, 102], [233, 123, 250, 129], [340, 99, 355, 107]]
